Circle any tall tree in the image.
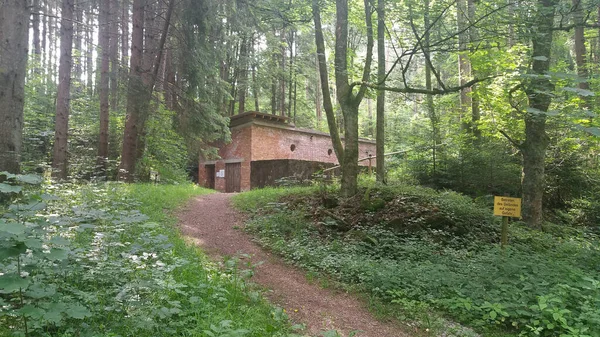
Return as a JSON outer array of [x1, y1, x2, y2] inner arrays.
[[118, 0, 146, 181], [502, 0, 558, 228], [314, 0, 374, 197], [52, 0, 75, 179], [376, 0, 386, 183], [109, 0, 119, 110], [457, 0, 472, 130], [0, 0, 30, 173], [119, 0, 175, 181], [97, 0, 111, 173], [520, 0, 557, 228]]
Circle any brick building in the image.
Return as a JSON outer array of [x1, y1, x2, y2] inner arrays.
[[198, 111, 377, 192]]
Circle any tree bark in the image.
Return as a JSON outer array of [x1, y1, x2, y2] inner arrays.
[[468, 0, 481, 141], [376, 0, 386, 183], [238, 36, 249, 114], [52, 0, 75, 179], [97, 0, 111, 174], [121, 0, 130, 79], [119, 0, 174, 181], [0, 0, 30, 173], [572, 0, 590, 99], [457, 0, 472, 131], [424, 0, 440, 181], [109, 0, 119, 110], [333, 0, 374, 197], [73, 0, 83, 88], [521, 0, 557, 228], [312, 0, 344, 163], [32, 0, 42, 57], [86, 4, 94, 94], [118, 0, 145, 181], [280, 28, 287, 117]]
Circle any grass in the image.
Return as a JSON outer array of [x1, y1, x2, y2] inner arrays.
[[232, 182, 600, 337], [1, 182, 299, 337]]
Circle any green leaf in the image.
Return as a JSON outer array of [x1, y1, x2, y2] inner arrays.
[[562, 87, 595, 97], [0, 183, 22, 194], [0, 242, 27, 260], [64, 303, 92, 319], [9, 201, 47, 212], [18, 305, 46, 319], [0, 221, 26, 235], [47, 248, 69, 261], [0, 171, 17, 179], [41, 193, 60, 201], [50, 236, 71, 246], [584, 127, 600, 137], [25, 283, 57, 299], [0, 274, 31, 293], [526, 107, 546, 115], [24, 238, 44, 249], [489, 311, 498, 319], [16, 174, 43, 185]]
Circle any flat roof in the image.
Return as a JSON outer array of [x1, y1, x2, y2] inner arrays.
[[229, 111, 290, 127], [229, 111, 375, 144]]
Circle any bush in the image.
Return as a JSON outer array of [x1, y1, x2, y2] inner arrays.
[[235, 185, 600, 337]]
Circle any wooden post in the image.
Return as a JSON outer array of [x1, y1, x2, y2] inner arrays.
[[501, 216, 508, 249], [368, 154, 373, 175]]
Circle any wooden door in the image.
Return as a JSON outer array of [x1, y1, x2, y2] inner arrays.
[[205, 165, 215, 189], [225, 162, 241, 192]]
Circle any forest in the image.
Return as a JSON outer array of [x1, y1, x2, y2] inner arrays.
[[0, 0, 599, 336]]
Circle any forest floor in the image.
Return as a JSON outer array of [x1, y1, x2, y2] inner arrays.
[[177, 192, 409, 337]]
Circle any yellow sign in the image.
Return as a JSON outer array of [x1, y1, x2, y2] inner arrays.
[[494, 196, 522, 218]]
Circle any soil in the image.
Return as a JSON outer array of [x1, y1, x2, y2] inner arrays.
[[177, 193, 411, 337]]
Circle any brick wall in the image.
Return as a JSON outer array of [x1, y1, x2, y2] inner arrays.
[[199, 125, 252, 192], [199, 120, 377, 192], [250, 122, 376, 165]]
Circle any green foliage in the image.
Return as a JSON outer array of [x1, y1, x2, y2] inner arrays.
[[137, 106, 190, 183], [235, 185, 600, 337], [1, 182, 295, 336]]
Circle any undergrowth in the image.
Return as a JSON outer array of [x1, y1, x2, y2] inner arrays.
[[233, 182, 600, 337], [1, 177, 298, 336]]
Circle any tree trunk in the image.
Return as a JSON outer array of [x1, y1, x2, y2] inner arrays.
[[376, 0, 386, 183], [425, 0, 439, 181], [42, 3, 47, 74], [238, 36, 249, 114], [73, 0, 83, 88], [457, 0, 472, 131], [121, 0, 130, 79], [468, 0, 481, 142], [32, 0, 41, 58], [52, 0, 75, 180], [109, 0, 119, 110], [315, 52, 322, 127], [312, 0, 344, 163], [279, 28, 287, 117], [0, 0, 30, 173], [86, 4, 94, 94], [334, 0, 374, 197], [521, 0, 557, 228], [97, 0, 110, 175], [48, 3, 55, 86], [118, 0, 145, 181], [572, 0, 590, 101]]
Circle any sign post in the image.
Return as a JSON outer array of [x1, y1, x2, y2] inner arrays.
[[493, 196, 522, 249]]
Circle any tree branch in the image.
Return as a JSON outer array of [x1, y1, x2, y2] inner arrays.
[[349, 76, 493, 95], [499, 130, 522, 149]]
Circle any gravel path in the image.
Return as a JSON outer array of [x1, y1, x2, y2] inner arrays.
[[177, 192, 410, 337]]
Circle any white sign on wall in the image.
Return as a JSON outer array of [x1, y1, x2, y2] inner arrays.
[[216, 169, 225, 178]]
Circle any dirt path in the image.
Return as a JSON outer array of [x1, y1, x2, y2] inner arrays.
[[178, 193, 410, 337]]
